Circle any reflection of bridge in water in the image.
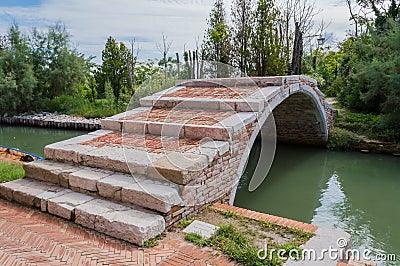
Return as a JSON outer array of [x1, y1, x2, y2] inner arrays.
[[0, 76, 335, 245]]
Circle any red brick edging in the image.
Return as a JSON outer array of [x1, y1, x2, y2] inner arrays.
[[213, 203, 319, 233]]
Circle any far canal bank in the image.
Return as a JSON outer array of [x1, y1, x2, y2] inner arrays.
[[0, 113, 101, 131]]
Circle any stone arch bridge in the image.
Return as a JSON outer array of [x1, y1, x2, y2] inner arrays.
[[0, 76, 335, 245]]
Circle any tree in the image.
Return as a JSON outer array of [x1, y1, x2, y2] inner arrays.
[[231, 0, 254, 75], [251, 0, 285, 76], [156, 34, 172, 81], [202, 0, 231, 77], [0, 25, 37, 115], [100, 36, 132, 102], [30, 23, 88, 100]]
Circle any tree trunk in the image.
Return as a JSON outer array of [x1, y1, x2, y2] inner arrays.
[[291, 22, 303, 75]]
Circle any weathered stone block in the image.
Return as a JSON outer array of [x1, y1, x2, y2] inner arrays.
[[101, 119, 122, 131], [75, 199, 130, 230], [184, 125, 231, 141], [47, 192, 94, 220], [69, 169, 111, 192], [95, 208, 165, 246], [201, 141, 230, 156]]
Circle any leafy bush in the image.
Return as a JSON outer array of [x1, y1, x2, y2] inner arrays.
[[327, 127, 360, 150], [127, 73, 175, 109]]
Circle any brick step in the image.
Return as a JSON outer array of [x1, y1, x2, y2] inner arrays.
[[24, 160, 182, 213], [137, 82, 293, 113], [0, 178, 165, 246], [101, 107, 256, 141], [44, 130, 230, 185]]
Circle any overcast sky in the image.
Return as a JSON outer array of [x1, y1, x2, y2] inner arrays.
[[0, 0, 351, 63]]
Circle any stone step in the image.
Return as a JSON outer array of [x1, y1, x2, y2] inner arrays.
[[0, 178, 165, 246], [44, 130, 230, 185], [24, 160, 183, 213], [138, 84, 291, 113], [140, 94, 265, 112], [44, 132, 165, 174], [101, 107, 256, 141]]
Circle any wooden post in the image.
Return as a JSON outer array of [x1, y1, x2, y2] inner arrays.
[[192, 51, 196, 79], [176, 52, 181, 79], [188, 50, 193, 79], [196, 50, 200, 79]]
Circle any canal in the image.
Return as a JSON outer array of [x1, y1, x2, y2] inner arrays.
[[235, 142, 400, 265], [0, 125, 87, 157]]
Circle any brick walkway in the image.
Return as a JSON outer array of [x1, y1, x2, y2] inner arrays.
[[81, 132, 201, 154], [0, 199, 233, 266], [164, 86, 260, 99], [120, 108, 235, 126]]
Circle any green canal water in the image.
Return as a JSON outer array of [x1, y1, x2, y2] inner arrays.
[[0, 125, 87, 157], [235, 142, 400, 265]]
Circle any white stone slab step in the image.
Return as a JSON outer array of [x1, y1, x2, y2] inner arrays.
[[102, 110, 257, 141], [44, 133, 164, 175], [0, 178, 165, 246], [24, 160, 183, 213]]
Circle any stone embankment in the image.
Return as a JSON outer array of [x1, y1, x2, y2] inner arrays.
[[0, 113, 101, 131], [349, 139, 400, 156]]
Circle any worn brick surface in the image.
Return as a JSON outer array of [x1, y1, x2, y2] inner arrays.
[[81, 132, 201, 154], [164, 86, 260, 99], [120, 107, 235, 126], [0, 199, 233, 266]]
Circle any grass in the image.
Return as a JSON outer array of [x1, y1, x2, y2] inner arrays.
[[183, 208, 314, 266], [0, 161, 25, 183], [142, 233, 166, 248], [176, 219, 194, 229], [334, 106, 399, 143], [186, 224, 287, 265]]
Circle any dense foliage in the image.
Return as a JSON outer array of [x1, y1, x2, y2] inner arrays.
[[306, 0, 400, 138], [0, 24, 163, 117], [0, 23, 90, 115], [203, 0, 292, 76]]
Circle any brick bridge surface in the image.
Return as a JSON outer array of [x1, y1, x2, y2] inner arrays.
[[0, 76, 335, 247]]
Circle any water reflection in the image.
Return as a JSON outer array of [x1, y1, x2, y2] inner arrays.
[[235, 142, 400, 265], [0, 125, 87, 157]]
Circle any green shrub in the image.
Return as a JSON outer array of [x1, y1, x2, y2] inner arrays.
[[327, 127, 360, 150]]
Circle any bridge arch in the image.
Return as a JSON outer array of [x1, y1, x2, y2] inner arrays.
[[229, 83, 330, 204]]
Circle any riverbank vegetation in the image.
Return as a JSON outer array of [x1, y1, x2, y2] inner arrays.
[[0, 161, 24, 183], [180, 207, 313, 266], [0, 0, 398, 144], [308, 0, 400, 143]]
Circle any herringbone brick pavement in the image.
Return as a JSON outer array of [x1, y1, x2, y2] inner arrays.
[[0, 199, 234, 266]]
